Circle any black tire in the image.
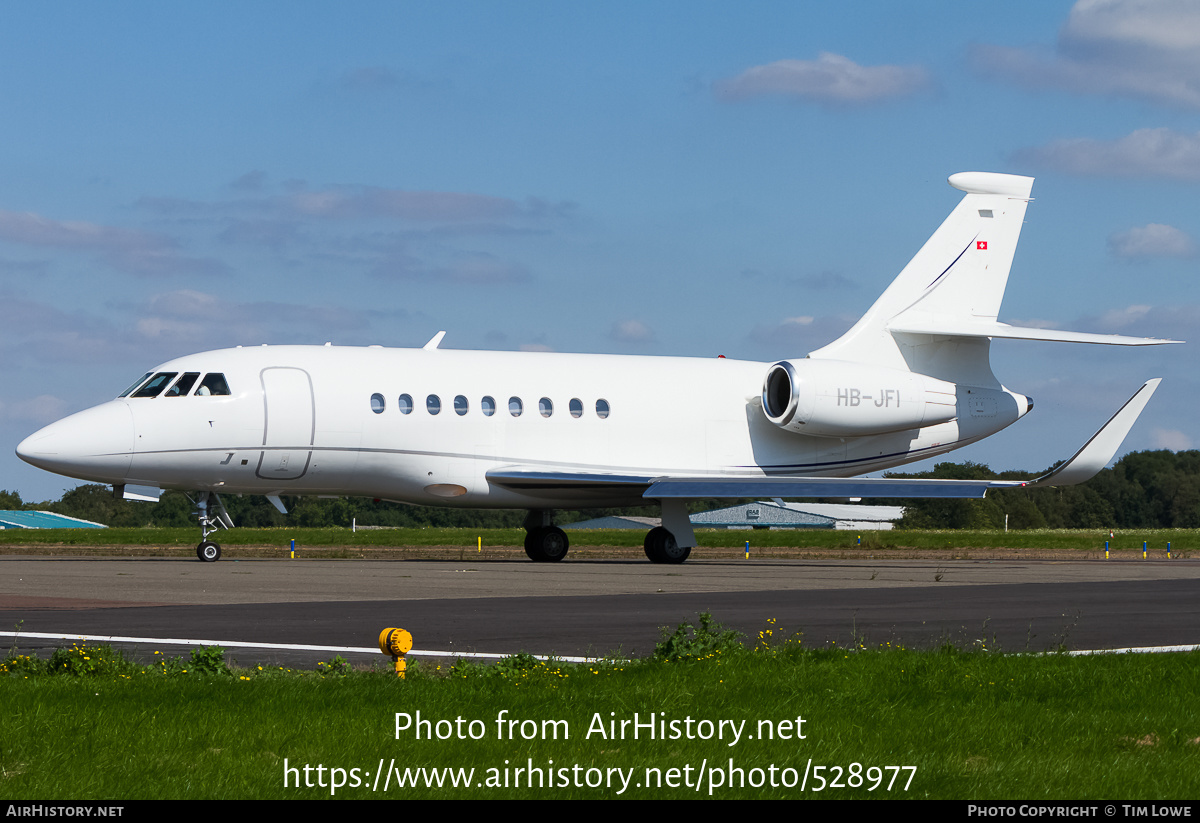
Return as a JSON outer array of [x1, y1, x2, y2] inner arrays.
[[643, 527, 691, 564], [197, 541, 221, 562], [523, 526, 569, 562]]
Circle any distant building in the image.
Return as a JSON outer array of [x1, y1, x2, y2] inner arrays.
[[0, 511, 107, 529], [691, 501, 904, 530], [564, 515, 660, 531], [565, 502, 903, 532]]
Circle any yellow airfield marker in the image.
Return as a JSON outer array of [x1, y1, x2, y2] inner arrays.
[[379, 628, 414, 678]]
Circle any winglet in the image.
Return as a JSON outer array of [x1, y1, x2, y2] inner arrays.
[[1029, 379, 1162, 487], [423, 331, 446, 350]]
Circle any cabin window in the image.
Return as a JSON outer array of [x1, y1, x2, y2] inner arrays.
[[132, 372, 178, 398], [509, 397, 523, 417], [165, 372, 200, 397], [398, 394, 413, 414], [427, 394, 441, 415], [197, 373, 231, 396], [596, 399, 610, 419], [539, 397, 553, 417], [569, 398, 583, 418], [454, 395, 469, 416], [481, 396, 496, 416], [118, 372, 153, 398], [370, 393, 385, 414]]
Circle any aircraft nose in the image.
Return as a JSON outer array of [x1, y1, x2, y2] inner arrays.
[[16, 401, 135, 482]]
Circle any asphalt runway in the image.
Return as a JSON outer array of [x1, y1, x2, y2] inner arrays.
[[2, 555, 1198, 667]]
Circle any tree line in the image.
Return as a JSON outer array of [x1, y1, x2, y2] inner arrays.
[[888, 449, 1200, 529], [2, 449, 1197, 531]]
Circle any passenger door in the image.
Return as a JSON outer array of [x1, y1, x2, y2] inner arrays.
[[256, 367, 315, 480]]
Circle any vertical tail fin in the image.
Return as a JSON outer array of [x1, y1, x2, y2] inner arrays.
[[809, 172, 1034, 384]]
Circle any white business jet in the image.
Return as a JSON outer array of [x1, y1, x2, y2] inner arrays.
[[16, 172, 1178, 563]]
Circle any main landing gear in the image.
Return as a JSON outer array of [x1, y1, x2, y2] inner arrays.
[[521, 502, 697, 564], [523, 510, 569, 562], [643, 526, 691, 564], [643, 499, 696, 564], [190, 491, 234, 562]]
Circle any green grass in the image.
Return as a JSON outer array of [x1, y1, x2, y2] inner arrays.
[[3, 631, 1199, 799]]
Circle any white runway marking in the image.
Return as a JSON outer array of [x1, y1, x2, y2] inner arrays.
[[1067, 644, 1200, 655], [0, 630, 595, 663], [4, 631, 1196, 660]]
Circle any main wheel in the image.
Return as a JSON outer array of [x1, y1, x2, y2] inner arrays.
[[643, 527, 691, 564], [197, 541, 221, 562], [523, 526, 569, 562]]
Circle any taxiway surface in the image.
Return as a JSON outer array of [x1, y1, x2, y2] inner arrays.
[[2, 556, 1198, 666]]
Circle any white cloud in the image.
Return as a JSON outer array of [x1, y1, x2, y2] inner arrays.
[[284, 187, 523, 222], [0, 209, 169, 253], [609, 319, 655, 345], [1075, 302, 1198, 341], [230, 170, 268, 192], [0, 208, 227, 277], [1109, 223, 1197, 258], [1151, 427, 1194, 450], [715, 53, 931, 105], [972, 0, 1200, 109], [747, 314, 856, 355], [139, 182, 574, 225], [1013, 128, 1200, 181], [1095, 304, 1153, 329]]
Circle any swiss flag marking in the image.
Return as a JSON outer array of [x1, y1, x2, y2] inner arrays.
[[977, 241, 988, 250]]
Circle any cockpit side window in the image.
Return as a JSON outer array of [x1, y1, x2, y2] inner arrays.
[[164, 372, 200, 397], [118, 372, 153, 398], [131, 372, 179, 398], [196, 373, 231, 396]]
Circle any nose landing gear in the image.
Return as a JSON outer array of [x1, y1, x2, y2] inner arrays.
[[190, 491, 234, 562]]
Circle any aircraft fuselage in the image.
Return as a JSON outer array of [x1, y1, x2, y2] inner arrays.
[[18, 343, 1027, 509]]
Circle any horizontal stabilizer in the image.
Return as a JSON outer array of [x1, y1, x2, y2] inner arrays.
[[888, 318, 1181, 346]]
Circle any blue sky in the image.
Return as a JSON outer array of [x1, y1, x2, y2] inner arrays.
[[1, 1, 1195, 502]]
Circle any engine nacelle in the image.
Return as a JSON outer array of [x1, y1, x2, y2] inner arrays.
[[761, 359, 958, 437]]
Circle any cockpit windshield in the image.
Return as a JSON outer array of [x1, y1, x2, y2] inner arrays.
[[122, 370, 232, 398], [131, 372, 178, 398], [118, 372, 153, 398]]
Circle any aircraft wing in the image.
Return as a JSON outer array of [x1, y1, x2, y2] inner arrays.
[[485, 469, 1026, 499], [486, 380, 1160, 500]]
